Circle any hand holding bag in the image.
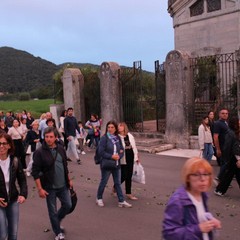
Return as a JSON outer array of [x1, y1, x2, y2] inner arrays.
[[68, 188, 78, 214], [132, 162, 146, 184]]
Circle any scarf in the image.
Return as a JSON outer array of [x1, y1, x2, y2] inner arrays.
[[107, 133, 119, 145]]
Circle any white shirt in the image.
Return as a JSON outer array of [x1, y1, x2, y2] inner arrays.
[[187, 192, 209, 240], [8, 127, 23, 140], [0, 156, 10, 193]]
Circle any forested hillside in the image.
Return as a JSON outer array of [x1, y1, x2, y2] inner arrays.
[[0, 47, 60, 93]]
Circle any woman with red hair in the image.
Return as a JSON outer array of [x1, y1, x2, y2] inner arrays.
[[162, 157, 221, 240]]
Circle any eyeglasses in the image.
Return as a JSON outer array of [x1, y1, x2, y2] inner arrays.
[[0, 142, 8, 147], [190, 173, 211, 179]]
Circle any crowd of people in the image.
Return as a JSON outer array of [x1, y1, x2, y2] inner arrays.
[[162, 107, 240, 240], [0, 108, 141, 240], [197, 108, 240, 197], [0, 109, 103, 169], [2, 106, 238, 240]]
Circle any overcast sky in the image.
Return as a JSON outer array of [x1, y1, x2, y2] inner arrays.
[[0, 0, 174, 72]]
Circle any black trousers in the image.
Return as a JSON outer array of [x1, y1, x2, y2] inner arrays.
[[216, 159, 240, 194], [121, 149, 134, 194], [13, 139, 26, 169]]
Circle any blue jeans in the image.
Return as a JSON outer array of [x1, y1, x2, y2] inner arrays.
[[97, 167, 124, 202], [46, 186, 72, 236], [0, 201, 19, 240], [203, 143, 214, 162]]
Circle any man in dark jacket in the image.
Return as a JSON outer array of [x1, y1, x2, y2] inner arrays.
[[213, 108, 229, 179], [64, 107, 81, 164], [215, 116, 240, 196], [32, 127, 73, 240]]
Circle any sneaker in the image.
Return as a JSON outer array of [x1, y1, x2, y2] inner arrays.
[[81, 151, 86, 155], [26, 171, 31, 177], [55, 233, 65, 240], [214, 190, 225, 197], [96, 199, 104, 207], [77, 149, 81, 154], [77, 159, 81, 165], [118, 201, 132, 208]]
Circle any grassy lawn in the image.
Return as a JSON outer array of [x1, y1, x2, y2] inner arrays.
[[0, 99, 60, 118]]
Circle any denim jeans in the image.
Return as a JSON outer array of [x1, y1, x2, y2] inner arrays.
[[97, 167, 124, 202], [88, 135, 100, 148], [0, 201, 19, 240], [203, 143, 214, 162], [46, 186, 72, 236]]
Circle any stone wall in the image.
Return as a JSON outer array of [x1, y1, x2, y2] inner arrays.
[[169, 0, 240, 57]]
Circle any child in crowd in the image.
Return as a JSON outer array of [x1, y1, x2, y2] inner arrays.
[[76, 121, 87, 154]]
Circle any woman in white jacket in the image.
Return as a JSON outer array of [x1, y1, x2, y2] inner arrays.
[[117, 122, 139, 200], [198, 116, 214, 163]]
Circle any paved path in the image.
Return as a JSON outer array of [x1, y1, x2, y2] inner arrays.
[[18, 150, 240, 240]]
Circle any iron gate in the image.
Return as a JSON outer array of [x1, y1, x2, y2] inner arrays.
[[155, 60, 166, 133], [119, 61, 143, 131], [190, 51, 240, 133]]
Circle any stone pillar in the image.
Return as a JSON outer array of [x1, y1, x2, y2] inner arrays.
[[98, 62, 122, 132], [62, 68, 85, 122], [49, 104, 64, 128], [165, 50, 193, 148]]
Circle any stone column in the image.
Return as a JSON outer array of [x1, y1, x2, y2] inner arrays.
[[49, 104, 64, 128], [62, 68, 85, 122], [98, 62, 122, 132], [165, 50, 193, 148]]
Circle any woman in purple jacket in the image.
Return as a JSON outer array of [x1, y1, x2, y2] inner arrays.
[[162, 157, 221, 240]]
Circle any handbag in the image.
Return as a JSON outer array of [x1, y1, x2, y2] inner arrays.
[[68, 188, 78, 214], [132, 162, 146, 184], [94, 130, 100, 137], [101, 158, 118, 170]]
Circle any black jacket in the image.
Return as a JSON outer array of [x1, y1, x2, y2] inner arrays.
[[64, 116, 80, 137], [0, 155, 28, 203], [222, 129, 240, 163], [32, 141, 69, 189], [25, 129, 41, 152]]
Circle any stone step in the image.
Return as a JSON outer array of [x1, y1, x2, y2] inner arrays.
[[132, 132, 164, 139], [135, 138, 163, 147], [137, 143, 175, 154]]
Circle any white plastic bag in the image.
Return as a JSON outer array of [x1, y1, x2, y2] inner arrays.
[[26, 145, 31, 155], [132, 162, 146, 184]]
